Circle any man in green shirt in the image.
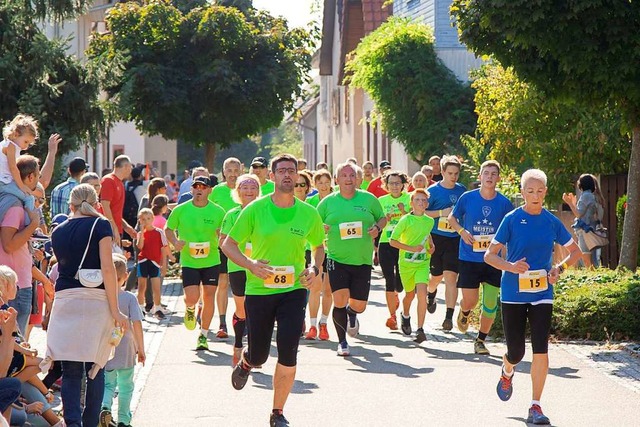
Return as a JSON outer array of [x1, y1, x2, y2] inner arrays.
[[208, 157, 242, 339], [166, 176, 226, 351], [360, 160, 374, 190], [249, 156, 275, 196], [223, 154, 324, 427]]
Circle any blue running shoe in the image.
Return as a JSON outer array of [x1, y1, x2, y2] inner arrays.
[[527, 404, 550, 425], [496, 367, 513, 401]]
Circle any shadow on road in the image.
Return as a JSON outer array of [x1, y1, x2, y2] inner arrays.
[[193, 349, 233, 367], [343, 345, 434, 378], [249, 371, 319, 394], [506, 416, 558, 426]]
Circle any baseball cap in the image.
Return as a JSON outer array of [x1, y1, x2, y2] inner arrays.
[[191, 176, 212, 187], [69, 157, 88, 174], [51, 214, 69, 227], [251, 157, 268, 168], [379, 160, 391, 169]]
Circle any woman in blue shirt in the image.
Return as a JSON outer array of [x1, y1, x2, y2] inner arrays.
[[484, 169, 581, 425]]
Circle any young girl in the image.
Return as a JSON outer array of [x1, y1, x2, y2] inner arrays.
[[151, 194, 170, 229], [1, 115, 38, 210], [389, 189, 435, 343]]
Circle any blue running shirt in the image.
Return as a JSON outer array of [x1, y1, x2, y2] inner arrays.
[[427, 182, 466, 237]]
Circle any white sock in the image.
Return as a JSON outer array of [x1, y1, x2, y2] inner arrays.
[[310, 318, 317, 328], [140, 304, 146, 312], [531, 400, 541, 407], [402, 313, 410, 319], [200, 328, 208, 336], [320, 314, 328, 324], [502, 365, 514, 377]]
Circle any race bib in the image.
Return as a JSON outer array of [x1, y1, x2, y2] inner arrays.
[[264, 266, 295, 289], [189, 242, 210, 259], [472, 234, 494, 252], [518, 269, 548, 293], [437, 217, 454, 233], [339, 221, 363, 240], [404, 251, 427, 263], [244, 242, 252, 258]]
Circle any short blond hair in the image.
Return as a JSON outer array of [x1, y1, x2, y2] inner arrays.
[[3, 114, 39, 140], [112, 254, 128, 281], [0, 265, 18, 296], [138, 208, 153, 219]]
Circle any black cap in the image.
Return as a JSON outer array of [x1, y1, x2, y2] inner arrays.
[[131, 166, 143, 180], [251, 157, 268, 168], [379, 160, 391, 169], [191, 176, 212, 187], [69, 157, 88, 174]]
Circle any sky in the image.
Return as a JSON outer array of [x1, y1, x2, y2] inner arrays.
[[252, 0, 318, 29]]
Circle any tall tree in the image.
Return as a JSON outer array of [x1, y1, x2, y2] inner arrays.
[[88, 0, 313, 170], [452, 0, 640, 269], [345, 17, 476, 162], [471, 62, 630, 205], [0, 1, 103, 161]]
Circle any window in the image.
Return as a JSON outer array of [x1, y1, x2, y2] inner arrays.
[[344, 86, 350, 124], [161, 161, 168, 176], [112, 145, 125, 158], [332, 89, 341, 126]]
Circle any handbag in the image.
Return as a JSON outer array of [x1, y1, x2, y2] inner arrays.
[[583, 223, 609, 251], [74, 218, 103, 288]]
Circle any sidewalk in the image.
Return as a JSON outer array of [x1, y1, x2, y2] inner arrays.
[[125, 272, 640, 427]]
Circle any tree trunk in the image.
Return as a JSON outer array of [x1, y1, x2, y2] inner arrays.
[[619, 124, 640, 270], [205, 143, 216, 173]]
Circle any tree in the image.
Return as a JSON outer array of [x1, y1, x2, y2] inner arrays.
[[470, 62, 630, 205], [345, 17, 476, 162], [88, 0, 313, 170], [0, 1, 103, 162], [451, 1, 640, 269]]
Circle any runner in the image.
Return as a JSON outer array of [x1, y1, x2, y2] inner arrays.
[[223, 154, 324, 427], [425, 155, 466, 331], [411, 171, 428, 190], [484, 168, 581, 425], [165, 175, 226, 351], [361, 161, 374, 190], [305, 169, 333, 341], [428, 156, 443, 182], [389, 189, 435, 342], [209, 157, 242, 339], [448, 160, 513, 353], [366, 160, 392, 197], [220, 174, 260, 366], [377, 171, 411, 330], [250, 156, 275, 196], [317, 162, 386, 356]]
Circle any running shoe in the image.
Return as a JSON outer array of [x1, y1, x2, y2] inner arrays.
[[474, 339, 490, 355], [232, 347, 242, 367], [154, 309, 166, 320], [401, 315, 411, 336], [231, 352, 251, 390], [527, 404, 550, 425], [216, 326, 229, 339], [347, 317, 360, 338], [385, 315, 398, 330], [496, 367, 514, 401], [337, 341, 350, 356], [414, 328, 427, 343], [269, 413, 290, 427], [427, 296, 437, 314], [442, 318, 453, 332], [196, 334, 209, 351], [456, 310, 469, 333], [155, 305, 172, 316], [99, 409, 115, 427], [318, 323, 330, 340], [305, 326, 318, 340], [184, 306, 196, 330]]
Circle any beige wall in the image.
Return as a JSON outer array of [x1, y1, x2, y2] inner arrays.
[[145, 135, 177, 177]]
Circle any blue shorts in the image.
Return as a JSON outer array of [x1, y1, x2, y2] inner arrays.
[[137, 260, 161, 279]]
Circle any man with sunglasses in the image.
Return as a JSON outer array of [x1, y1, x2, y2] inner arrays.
[[166, 176, 226, 351], [250, 156, 275, 196], [223, 153, 324, 427]]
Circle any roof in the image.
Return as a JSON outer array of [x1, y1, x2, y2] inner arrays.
[[362, 0, 391, 35]]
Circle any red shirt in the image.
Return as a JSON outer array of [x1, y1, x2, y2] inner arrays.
[[100, 173, 125, 233], [138, 227, 167, 266], [367, 176, 388, 198]]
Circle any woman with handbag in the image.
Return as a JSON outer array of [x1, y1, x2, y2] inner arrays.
[[43, 183, 128, 427], [562, 174, 607, 268]]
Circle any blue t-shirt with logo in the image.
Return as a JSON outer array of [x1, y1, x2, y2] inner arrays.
[[452, 189, 513, 262], [493, 207, 573, 304], [427, 182, 466, 237]]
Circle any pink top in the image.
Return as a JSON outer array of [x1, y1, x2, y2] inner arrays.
[[152, 215, 166, 229], [0, 207, 33, 289]]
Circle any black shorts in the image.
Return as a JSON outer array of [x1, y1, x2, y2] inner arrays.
[[457, 260, 501, 289], [229, 271, 247, 297], [430, 234, 460, 276], [181, 265, 220, 287], [326, 259, 372, 301], [137, 260, 161, 279], [502, 302, 553, 360], [219, 249, 228, 274], [8, 352, 26, 377], [305, 249, 327, 277]]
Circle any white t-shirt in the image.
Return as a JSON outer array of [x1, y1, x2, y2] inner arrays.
[[0, 139, 21, 184]]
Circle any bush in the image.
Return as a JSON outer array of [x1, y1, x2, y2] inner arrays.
[[477, 269, 640, 341]]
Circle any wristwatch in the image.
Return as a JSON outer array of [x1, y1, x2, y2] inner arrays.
[[311, 265, 320, 276]]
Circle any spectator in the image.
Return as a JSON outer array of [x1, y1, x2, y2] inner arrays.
[[138, 177, 167, 212], [164, 174, 178, 202], [128, 167, 147, 205], [80, 172, 104, 214], [49, 157, 87, 217], [0, 305, 21, 426], [100, 155, 136, 246], [45, 183, 128, 427], [178, 160, 203, 198]]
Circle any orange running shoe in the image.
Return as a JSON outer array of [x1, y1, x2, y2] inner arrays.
[[385, 315, 398, 330], [318, 323, 330, 340], [305, 326, 318, 340], [232, 347, 242, 367]]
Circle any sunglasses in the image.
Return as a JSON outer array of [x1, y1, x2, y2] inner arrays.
[[294, 183, 307, 188], [192, 183, 209, 190]]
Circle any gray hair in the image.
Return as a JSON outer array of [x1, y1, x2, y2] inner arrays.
[[80, 172, 100, 184], [334, 162, 361, 179], [521, 169, 547, 188]]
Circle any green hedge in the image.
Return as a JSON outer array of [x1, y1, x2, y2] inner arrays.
[[475, 269, 640, 341]]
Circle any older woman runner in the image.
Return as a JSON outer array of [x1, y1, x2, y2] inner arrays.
[[317, 163, 386, 356], [485, 169, 581, 425], [220, 174, 261, 366]]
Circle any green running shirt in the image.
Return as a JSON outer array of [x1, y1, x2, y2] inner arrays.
[[390, 214, 435, 266], [378, 192, 411, 244], [208, 183, 240, 212]]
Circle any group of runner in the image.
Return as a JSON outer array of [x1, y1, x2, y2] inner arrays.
[[165, 153, 581, 426]]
